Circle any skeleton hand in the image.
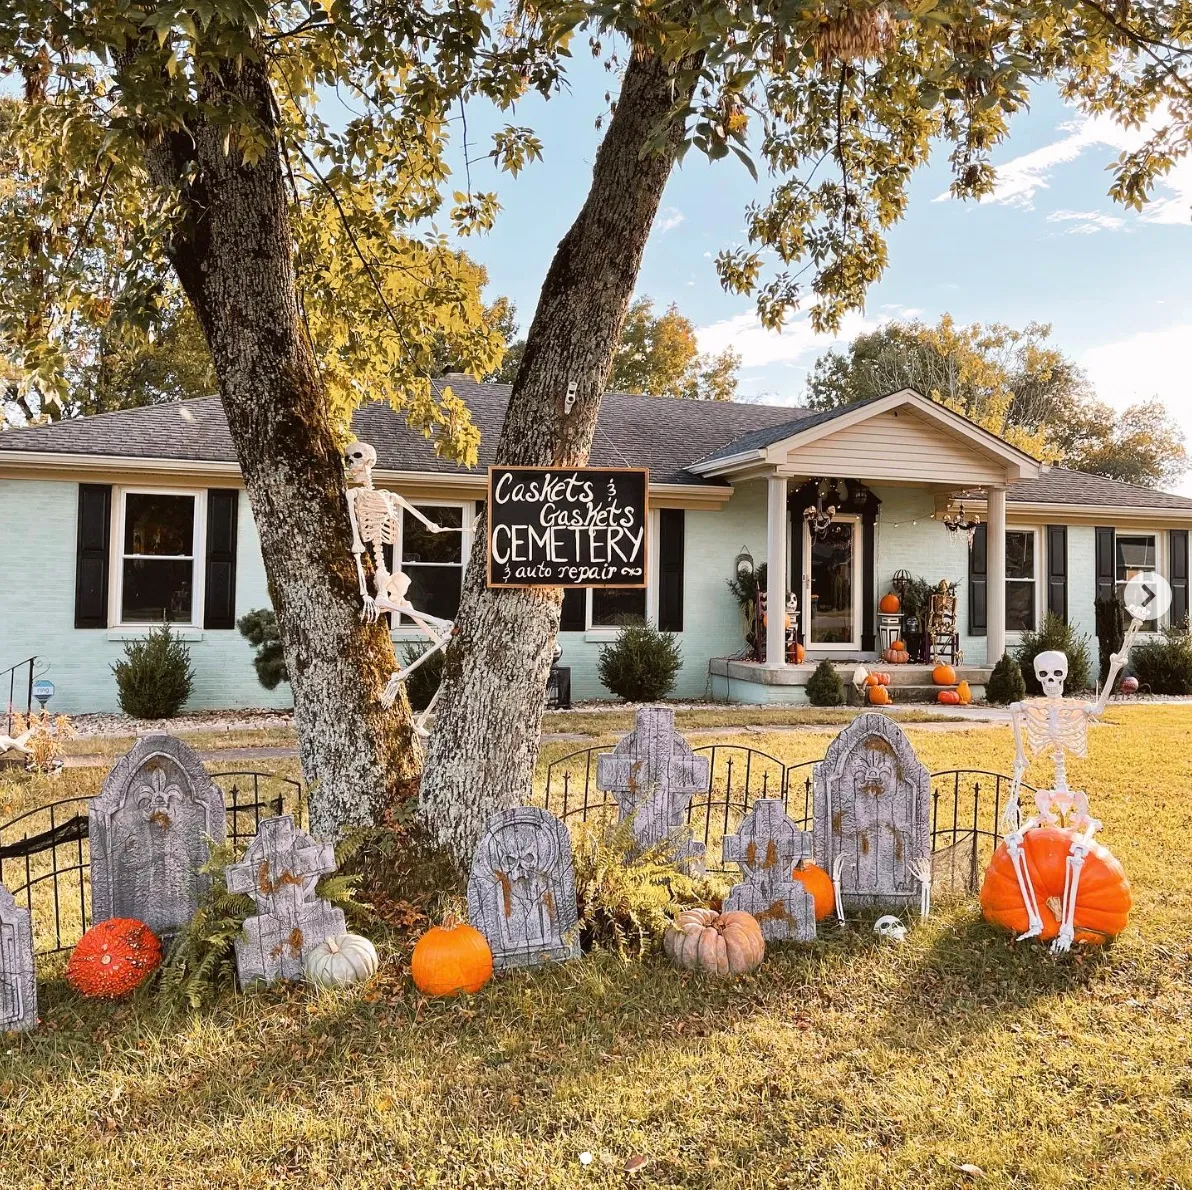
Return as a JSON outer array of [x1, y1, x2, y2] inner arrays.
[[360, 595, 379, 623]]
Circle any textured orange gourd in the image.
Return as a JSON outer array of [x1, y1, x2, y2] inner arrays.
[[879, 592, 901, 613], [67, 918, 162, 998], [875, 672, 890, 686], [883, 647, 909, 664], [981, 827, 1132, 945], [411, 921, 493, 996], [791, 861, 835, 921], [956, 680, 972, 705], [937, 689, 960, 705], [867, 685, 891, 705], [663, 908, 765, 975], [932, 664, 957, 686]]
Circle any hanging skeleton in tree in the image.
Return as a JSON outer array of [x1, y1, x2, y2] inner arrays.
[[343, 441, 461, 735], [1000, 617, 1142, 953]]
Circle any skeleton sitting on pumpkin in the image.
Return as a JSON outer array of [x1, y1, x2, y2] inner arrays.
[[343, 441, 462, 735], [1002, 616, 1142, 953]]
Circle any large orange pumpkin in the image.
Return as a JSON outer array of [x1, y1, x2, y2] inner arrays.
[[879, 592, 901, 613], [932, 664, 957, 686], [67, 918, 162, 998], [937, 689, 960, 705], [791, 861, 835, 921], [411, 921, 494, 996], [981, 827, 1132, 945], [867, 685, 891, 705]]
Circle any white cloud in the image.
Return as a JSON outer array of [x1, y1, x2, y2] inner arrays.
[[1046, 208, 1126, 234], [656, 207, 685, 234], [696, 309, 877, 370]]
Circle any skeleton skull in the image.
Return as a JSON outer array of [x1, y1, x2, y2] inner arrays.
[[344, 441, 377, 484], [873, 915, 907, 943], [1034, 650, 1068, 699]]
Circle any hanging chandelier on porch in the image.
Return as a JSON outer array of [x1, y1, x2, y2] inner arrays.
[[803, 478, 842, 540], [942, 502, 981, 545]]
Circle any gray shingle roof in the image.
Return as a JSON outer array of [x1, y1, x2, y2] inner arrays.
[[3, 378, 1190, 511]]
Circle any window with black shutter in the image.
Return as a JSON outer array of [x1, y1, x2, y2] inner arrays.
[[204, 489, 239, 629], [1046, 525, 1067, 623], [968, 522, 987, 636], [657, 508, 685, 633], [1171, 529, 1189, 627], [75, 484, 112, 628]]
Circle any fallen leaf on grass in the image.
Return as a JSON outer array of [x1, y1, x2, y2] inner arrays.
[[624, 1154, 649, 1173], [953, 1163, 984, 1179]]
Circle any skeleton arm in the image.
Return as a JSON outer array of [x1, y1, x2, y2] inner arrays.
[[1004, 702, 1030, 835], [1088, 616, 1144, 718], [383, 490, 459, 535]]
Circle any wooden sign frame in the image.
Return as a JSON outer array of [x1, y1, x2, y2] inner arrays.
[[486, 465, 650, 589]]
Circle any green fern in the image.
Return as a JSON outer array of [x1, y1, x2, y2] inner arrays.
[[572, 817, 729, 959]]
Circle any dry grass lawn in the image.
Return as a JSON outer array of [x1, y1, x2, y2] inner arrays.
[[1, 707, 1190, 1188]]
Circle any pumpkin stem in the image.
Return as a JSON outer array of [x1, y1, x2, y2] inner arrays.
[[325, 936, 341, 954]]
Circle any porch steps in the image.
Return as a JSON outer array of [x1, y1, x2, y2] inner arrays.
[[850, 664, 992, 705]]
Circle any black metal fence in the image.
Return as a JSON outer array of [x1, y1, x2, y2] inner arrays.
[[0, 770, 301, 956], [543, 744, 1027, 895], [3, 655, 40, 735]]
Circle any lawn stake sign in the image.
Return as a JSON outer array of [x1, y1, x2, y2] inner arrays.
[[225, 815, 345, 986], [0, 883, 36, 1033], [467, 806, 580, 971], [595, 706, 709, 872], [486, 467, 648, 587], [722, 800, 816, 943], [89, 735, 226, 941], [813, 714, 931, 912]]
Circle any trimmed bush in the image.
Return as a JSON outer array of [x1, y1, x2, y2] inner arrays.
[[597, 620, 682, 702], [237, 608, 288, 689], [986, 652, 1026, 705], [111, 623, 195, 718], [806, 658, 845, 706], [1130, 623, 1192, 695], [1016, 613, 1093, 694]]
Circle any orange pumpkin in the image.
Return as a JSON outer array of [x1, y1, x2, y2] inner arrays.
[[879, 592, 901, 613], [932, 663, 957, 686], [981, 827, 1132, 945], [891, 640, 906, 651], [791, 861, 835, 921], [956, 680, 972, 705], [875, 672, 890, 686], [865, 673, 881, 687], [787, 641, 806, 664], [67, 918, 162, 999], [937, 689, 960, 705], [411, 921, 494, 997], [867, 685, 892, 705], [883, 648, 909, 664]]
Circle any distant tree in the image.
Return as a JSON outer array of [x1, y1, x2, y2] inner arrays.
[[806, 317, 1187, 487]]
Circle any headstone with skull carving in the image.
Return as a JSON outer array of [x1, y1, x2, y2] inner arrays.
[[89, 735, 226, 940], [466, 806, 580, 971], [812, 713, 931, 912]]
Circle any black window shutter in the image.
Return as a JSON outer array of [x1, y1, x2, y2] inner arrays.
[[1095, 527, 1116, 603], [204, 489, 239, 629], [861, 513, 876, 652], [968, 522, 987, 636], [657, 508, 685, 632], [559, 589, 585, 632], [1046, 525, 1068, 623], [1171, 529, 1189, 627], [75, 484, 112, 628]]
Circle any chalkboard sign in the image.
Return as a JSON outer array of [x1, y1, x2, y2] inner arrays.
[[487, 467, 649, 588]]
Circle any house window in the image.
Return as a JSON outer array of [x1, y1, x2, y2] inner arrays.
[[590, 587, 648, 628], [1117, 534, 1158, 626], [1005, 530, 1036, 633], [118, 491, 200, 624], [397, 503, 467, 625]]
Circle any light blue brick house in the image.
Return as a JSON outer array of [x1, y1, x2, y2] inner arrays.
[[2, 379, 1190, 712]]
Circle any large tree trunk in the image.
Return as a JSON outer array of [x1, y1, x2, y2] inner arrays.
[[420, 46, 695, 865], [119, 50, 421, 838]]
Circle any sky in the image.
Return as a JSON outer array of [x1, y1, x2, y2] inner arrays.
[[449, 54, 1192, 496]]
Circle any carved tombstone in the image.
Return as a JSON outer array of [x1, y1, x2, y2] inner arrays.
[[722, 800, 816, 942], [89, 734, 226, 940], [467, 806, 580, 971], [813, 713, 931, 911], [225, 815, 345, 986], [595, 706, 709, 871], [0, 884, 36, 1033]]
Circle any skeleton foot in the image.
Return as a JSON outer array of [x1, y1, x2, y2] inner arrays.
[[1050, 929, 1074, 955], [381, 672, 402, 708]]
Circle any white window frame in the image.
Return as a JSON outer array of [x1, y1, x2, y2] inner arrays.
[[800, 513, 862, 653], [584, 508, 659, 639], [1115, 530, 1164, 629], [1004, 526, 1040, 638], [388, 498, 475, 640], [110, 486, 206, 630]]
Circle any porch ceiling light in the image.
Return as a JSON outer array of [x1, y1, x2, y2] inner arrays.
[[803, 478, 838, 540]]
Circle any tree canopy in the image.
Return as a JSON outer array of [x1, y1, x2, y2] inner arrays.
[[806, 316, 1188, 487]]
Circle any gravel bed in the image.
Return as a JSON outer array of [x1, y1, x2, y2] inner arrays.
[[68, 709, 295, 738]]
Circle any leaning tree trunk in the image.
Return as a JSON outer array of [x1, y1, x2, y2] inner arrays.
[[421, 46, 697, 865], [119, 50, 421, 838]]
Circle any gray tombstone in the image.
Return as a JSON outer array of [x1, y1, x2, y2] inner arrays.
[[813, 713, 931, 912], [89, 734, 226, 940], [0, 883, 36, 1033], [722, 799, 816, 942], [225, 815, 345, 986], [467, 806, 580, 971], [595, 706, 709, 871]]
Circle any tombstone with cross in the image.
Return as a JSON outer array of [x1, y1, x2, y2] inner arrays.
[[595, 707, 709, 872], [722, 799, 817, 942], [0, 883, 36, 1033], [225, 815, 345, 986]]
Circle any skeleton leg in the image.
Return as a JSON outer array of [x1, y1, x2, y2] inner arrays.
[[1005, 829, 1044, 941], [411, 682, 445, 738], [1052, 836, 1090, 954]]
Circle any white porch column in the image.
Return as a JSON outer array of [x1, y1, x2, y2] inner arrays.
[[986, 485, 1007, 664], [766, 475, 788, 667]]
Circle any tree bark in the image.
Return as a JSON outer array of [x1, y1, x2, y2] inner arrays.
[[118, 50, 421, 838], [421, 46, 696, 865]]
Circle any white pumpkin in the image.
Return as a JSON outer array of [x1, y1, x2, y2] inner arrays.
[[304, 933, 379, 988]]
